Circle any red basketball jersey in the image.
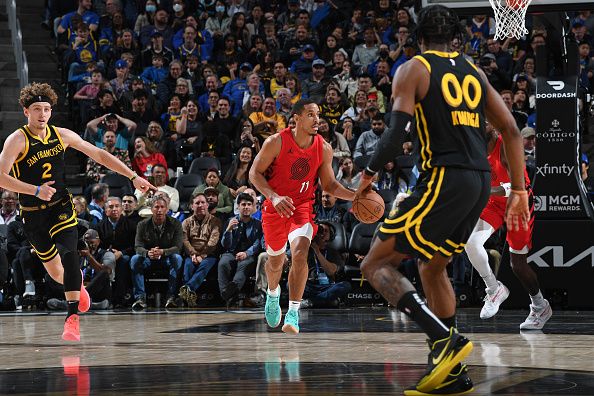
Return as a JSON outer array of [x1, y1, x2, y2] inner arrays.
[[488, 135, 530, 204], [262, 127, 324, 214]]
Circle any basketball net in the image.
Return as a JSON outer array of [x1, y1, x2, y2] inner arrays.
[[489, 0, 532, 40]]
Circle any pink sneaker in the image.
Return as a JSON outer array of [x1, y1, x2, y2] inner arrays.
[[62, 314, 80, 341], [79, 270, 90, 313]]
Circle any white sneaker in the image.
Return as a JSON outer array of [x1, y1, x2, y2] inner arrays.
[[480, 281, 510, 319], [520, 300, 552, 330]]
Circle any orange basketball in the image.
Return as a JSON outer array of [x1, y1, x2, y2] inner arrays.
[[507, 0, 523, 9], [352, 191, 385, 224]]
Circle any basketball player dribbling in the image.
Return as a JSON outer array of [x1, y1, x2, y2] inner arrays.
[[0, 83, 155, 341], [354, 6, 530, 395], [249, 98, 356, 334], [464, 122, 552, 329]]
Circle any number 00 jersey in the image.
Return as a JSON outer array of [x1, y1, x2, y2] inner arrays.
[[11, 125, 68, 207], [262, 128, 324, 214], [413, 51, 491, 173]]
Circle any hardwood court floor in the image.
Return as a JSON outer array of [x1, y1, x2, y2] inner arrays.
[[1, 307, 594, 395]]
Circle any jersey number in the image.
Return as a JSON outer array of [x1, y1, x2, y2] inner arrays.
[[299, 181, 310, 194], [441, 73, 482, 110], [41, 163, 52, 180]]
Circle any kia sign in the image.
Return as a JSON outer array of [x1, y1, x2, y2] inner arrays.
[[534, 75, 589, 219], [498, 219, 594, 308]]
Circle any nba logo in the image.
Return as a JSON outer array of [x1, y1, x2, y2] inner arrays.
[[534, 196, 546, 211]]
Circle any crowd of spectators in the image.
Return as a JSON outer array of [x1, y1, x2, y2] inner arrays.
[[0, 0, 592, 310]]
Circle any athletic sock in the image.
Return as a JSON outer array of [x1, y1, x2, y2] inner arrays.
[[440, 315, 457, 329], [530, 291, 545, 308], [66, 301, 79, 318], [288, 300, 300, 311], [397, 291, 450, 342], [483, 273, 499, 294], [267, 286, 280, 298]]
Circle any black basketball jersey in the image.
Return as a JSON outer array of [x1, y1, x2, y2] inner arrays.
[[413, 51, 490, 172], [11, 125, 68, 207]]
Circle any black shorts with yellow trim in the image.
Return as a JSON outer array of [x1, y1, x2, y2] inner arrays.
[[21, 195, 79, 263], [377, 167, 490, 261]]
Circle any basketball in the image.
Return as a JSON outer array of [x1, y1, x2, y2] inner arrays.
[[506, 0, 523, 9], [352, 191, 385, 224]]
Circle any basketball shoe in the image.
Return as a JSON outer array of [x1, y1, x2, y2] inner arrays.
[[414, 328, 474, 393], [62, 314, 80, 341], [79, 270, 90, 313], [480, 281, 510, 319], [520, 300, 552, 330], [404, 364, 474, 395], [265, 288, 282, 328], [282, 309, 300, 334]]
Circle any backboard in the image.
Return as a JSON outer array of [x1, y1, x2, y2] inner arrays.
[[420, 0, 586, 15]]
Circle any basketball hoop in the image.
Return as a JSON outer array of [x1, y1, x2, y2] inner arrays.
[[489, 0, 532, 40]]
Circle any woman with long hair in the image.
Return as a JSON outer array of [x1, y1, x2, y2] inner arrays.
[[147, 121, 177, 170], [318, 35, 339, 64], [131, 136, 168, 177], [176, 98, 202, 152], [192, 168, 234, 214], [342, 90, 368, 122], [134, 0, 157, 35], [223, 145, 254, 197], [335, 156, 361, 190], [236, 118, 261, 152], [285, 73, 302, 104], [229, 12, 252, 52]]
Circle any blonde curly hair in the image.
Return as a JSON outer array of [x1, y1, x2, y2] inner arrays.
[[19, 82, 58, 108]]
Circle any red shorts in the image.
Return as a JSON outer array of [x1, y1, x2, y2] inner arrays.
[[480, 195, 534, 252], [262, 201, 317, 254]]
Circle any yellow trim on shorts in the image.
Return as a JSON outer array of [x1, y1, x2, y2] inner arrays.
[[410, 168, 446, 254], [382, 167, 439, 227], [413, 55, 431, 73], [48, 209, 77, 237], [34, 243, 56, 258], [38, 247, 59, 262], [415, 104, 432, 170]]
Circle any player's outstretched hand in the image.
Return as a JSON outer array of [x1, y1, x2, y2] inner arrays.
[[132, 176, 157, 194], [505, 190, 530, 232], [37, 181, 56, 201], [271, 193, 295, 218]]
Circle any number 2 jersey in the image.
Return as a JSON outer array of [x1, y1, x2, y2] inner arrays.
[[413, 51, 491, 173], [262, 127, 324, 214], [10, 124, 68, 207]]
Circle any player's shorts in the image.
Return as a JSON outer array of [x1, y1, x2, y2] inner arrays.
[[377, 167, 490, 261], [20, 194, 79, 263], [262, 201, 317, 256], [480, 190, 534, 253]]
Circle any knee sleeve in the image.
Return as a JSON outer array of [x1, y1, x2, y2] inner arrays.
[[62, 249, 81, 292]]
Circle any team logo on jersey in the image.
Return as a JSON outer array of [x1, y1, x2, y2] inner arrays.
[[290, 157, 310, 180], [59, 213, 69, 221]]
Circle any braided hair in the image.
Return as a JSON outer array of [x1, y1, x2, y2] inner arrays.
[[415, 5, 463, 46]]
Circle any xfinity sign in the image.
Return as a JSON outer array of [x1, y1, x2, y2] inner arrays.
[[536, 163, 574, 177], [529, 246, 594, 268]]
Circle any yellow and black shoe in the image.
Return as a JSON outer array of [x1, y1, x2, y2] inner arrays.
[[415, 328, 474, 392], [404, 364, 474, 395]]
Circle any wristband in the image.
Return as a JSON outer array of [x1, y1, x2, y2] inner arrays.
[[500, 182, 511, 198], [130, 173, 138, 182], [511, 189, 527, 195], [34, 185, 40, 197]]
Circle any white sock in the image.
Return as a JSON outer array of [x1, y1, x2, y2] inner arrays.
[[482, 274, 499, 294], [530, 291, 545, 308], [288, 300, 300, 311], [267, 286, 280, 297], [465, 220, 498, 291]]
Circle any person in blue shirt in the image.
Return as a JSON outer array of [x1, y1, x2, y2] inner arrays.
[[218, 193, 263, 304], [140, 53, 168, 92], [57, 0, 99, 34]]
